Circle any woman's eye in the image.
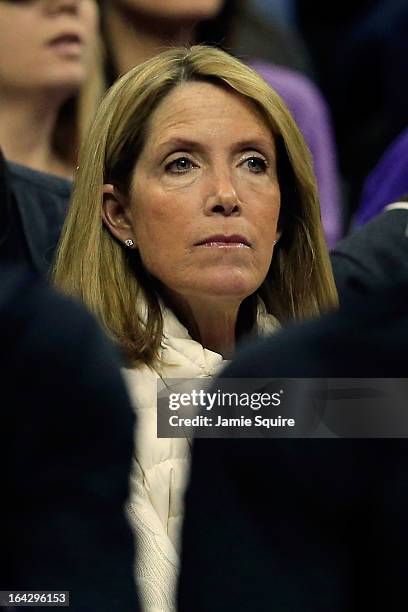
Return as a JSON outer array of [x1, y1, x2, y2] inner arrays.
[[166, 156, 194, 174], [243, 156, 268, 173]]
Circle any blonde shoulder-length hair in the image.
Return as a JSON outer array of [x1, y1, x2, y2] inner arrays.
[[53, 45, 338, 366]]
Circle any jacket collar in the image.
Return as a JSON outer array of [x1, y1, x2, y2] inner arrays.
[[151, 298, 280, 379]]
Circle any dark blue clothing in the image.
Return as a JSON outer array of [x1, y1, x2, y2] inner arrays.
[[0, 266, 140, 611], [331, 207, 408, 304], [0, 156, 71, 276], [179, 279, 408, 612]]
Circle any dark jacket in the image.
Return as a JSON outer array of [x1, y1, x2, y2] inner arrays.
[[0, 266, 140, 612], [331, 206, 408, 304], [179, 279, 408, 612]]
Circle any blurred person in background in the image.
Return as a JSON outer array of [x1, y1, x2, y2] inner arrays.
[[0, 0, 102, 274], [99, 0, 343, 247], [53, 46, 338, 611], [100, 0, 223, 77], [0, 0, 100, 178], [216, 0, 312, 75], [296, 0, 408, 225], [329, 126, 408, 302], [331, 193, 408, 303], [352, 127, 408, 229]]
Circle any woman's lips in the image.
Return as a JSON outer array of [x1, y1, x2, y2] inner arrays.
[[195, 234, 251, 248], [200, 242, 250, 248], [47, 34, 84, 56]]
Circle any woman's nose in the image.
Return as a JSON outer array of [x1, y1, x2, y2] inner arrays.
[[204, 171, 241, 216]]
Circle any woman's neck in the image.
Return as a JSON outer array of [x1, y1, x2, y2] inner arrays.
[[103, 3, 196, 75], [165, 293, 243, 360], [0, 92, 72, 178]]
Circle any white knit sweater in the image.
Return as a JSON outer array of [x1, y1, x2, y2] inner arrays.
[[123, 303, 279, 612]]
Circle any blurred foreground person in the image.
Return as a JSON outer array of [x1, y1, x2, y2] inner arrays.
[[53, 46, 337, 611], [179, 275, 408, 612], [0, 264, 139, 611]]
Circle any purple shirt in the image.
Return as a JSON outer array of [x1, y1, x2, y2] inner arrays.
[[353, 127, 408, 228]]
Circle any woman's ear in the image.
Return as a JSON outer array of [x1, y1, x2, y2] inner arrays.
[[102, 184, 136, 247]]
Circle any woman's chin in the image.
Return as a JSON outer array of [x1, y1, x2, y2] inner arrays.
[[40, 65, 88, 94], [193, 272, 262, 300]]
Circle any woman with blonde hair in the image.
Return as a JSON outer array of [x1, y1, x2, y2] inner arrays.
[[0, 0, 101, 178], [100, 0, 342, 246], [54, 45, 337, 611]]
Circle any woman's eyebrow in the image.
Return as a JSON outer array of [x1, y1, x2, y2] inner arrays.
[[157, 137, 206, 154], [232, 138, 276, 155]]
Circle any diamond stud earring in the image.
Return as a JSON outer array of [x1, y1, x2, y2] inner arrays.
[[124, 239, 134, 248]]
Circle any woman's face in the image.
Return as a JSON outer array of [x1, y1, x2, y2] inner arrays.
[[111, 0, 223, 20], [0, 0, 97, 95], [105, 81, 281, 304]]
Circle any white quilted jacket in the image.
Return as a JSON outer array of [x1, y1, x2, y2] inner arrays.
[[123, 303, 279, 612]]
